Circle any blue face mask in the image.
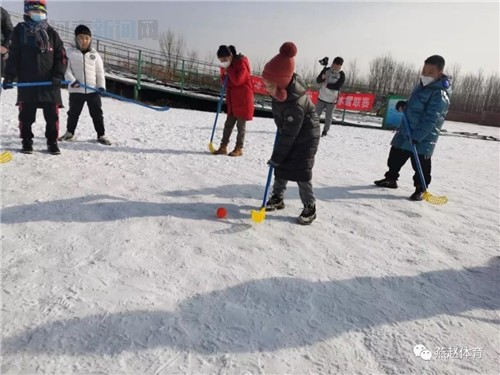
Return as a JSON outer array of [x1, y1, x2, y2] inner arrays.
[[30, 13, 47, 22]]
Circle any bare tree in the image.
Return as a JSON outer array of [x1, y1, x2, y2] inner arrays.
[[204, 51, 215, 66], [296, 59, 320, 86], [172, 33, 185, 70], [368, 54, 398, 95], [447, 63, 462, 109], [159, 29, 185, 71], [448, 63, 461, 83], [186, 49, 199, 71], [482, 74, 500, 112], [252, 57, 266, 76], [346, 58, 359, 88], [159, 30, 175, 69]]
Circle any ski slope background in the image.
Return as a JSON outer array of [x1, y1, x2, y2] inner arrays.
[[1, 88, 499, 374]]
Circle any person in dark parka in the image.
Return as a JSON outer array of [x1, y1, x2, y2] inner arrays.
[[2, 0, 67, 155], [374, 55, 451, 201], [262, 42, 321, 225], [1, 6, 14, 78]]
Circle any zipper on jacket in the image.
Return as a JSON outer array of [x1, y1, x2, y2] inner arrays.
[[82, 51, 87, 94]]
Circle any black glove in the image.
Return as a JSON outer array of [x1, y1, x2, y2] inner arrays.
[[52, 77, 61, 87], [70, 80, 80, 88], [2, 78, 14, 90], [97, 87, 106, 93], [395, 100, 407, 112], [411, 139, 419, 145]]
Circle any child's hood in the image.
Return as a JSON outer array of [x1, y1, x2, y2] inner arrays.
[[285, 74, 307, 101], [429, 74, 452, 94]]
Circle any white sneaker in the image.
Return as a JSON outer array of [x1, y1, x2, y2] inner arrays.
[[97, 135, 112, 145], [58, 131, 74, 141]]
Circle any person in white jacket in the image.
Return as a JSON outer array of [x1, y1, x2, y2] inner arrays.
[[59, 24, 111, 145]]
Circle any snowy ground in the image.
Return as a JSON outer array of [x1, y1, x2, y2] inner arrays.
[[1, 88, 499, 374]]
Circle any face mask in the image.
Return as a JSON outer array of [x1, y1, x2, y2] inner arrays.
[[30, 13, 47, 22], [420, 75, 435, 86], [219, 61, 231, 68]]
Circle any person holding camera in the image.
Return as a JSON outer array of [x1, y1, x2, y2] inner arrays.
[[315, 56, 345, 137]]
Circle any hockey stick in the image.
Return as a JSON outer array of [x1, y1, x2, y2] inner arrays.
[[0, 80, 71, 92], [80, 83, 170, 112], [0, 151, 13, 164], [402, 113, 448, 205], [251, 130, 279, 223], [251, 164, 274, 223], [209, 75, 228, 154]]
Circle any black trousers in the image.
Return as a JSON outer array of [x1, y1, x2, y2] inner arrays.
[[385, 146, 432, 187], [18, 102, 59, 143], [1, 53, 6, 78], [67, 93, 105, 137]]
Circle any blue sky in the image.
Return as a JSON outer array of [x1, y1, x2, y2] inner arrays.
[[3, 1, 499, 76]]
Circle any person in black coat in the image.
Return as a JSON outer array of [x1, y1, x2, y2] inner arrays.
[[262, 42, 321, 225], [1, 6, 14, 78], [2, 0, 67, 155]]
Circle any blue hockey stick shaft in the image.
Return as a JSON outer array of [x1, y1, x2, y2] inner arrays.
[[3, 80, 71, 88], [80, 83, 170, 112], [401, 113, 428, 190], [209, 75, 228, 143]]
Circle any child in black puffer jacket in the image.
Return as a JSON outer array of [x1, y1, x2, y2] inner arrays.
[[262, 42, 321, 225]]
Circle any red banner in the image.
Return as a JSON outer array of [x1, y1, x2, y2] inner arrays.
[[336, 92, 375, 111], [251, 75, 268, 95], [248, 75, 375, 112]]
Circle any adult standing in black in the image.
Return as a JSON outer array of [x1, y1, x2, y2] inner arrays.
[[2, 0, 67, 155]]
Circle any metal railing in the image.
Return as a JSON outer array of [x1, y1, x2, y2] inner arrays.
[[7, 12, 381, 116], [9, 11, 225, 97]]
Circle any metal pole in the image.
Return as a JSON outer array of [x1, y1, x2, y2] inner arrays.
[[180, 59, 185, 93], [134, 49, 143, 100]]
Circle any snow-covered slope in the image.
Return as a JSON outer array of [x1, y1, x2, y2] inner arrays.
[[1, 88, 498, 374]]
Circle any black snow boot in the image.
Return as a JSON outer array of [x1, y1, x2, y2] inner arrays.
[[21, 139, 33, 154], [298, 203, 316, 225], [374, 178, 398, 189], [410, 186, 425, 201], [47, 141, 61, 155], [265, 195, 285, 211]]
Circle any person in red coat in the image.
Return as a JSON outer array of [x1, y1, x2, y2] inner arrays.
[[213, 45, 254, 157]]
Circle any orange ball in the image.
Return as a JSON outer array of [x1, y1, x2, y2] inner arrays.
[[216, 207, 227, 219]]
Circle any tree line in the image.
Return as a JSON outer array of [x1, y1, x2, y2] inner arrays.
[[158, 30, 499, 114], [336, 54, 500, 114]]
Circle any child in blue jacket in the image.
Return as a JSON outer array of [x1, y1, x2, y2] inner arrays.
[[374, 55, 451, 201]]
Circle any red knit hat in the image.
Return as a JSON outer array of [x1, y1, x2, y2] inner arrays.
[[262, 42, 297, 89]]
